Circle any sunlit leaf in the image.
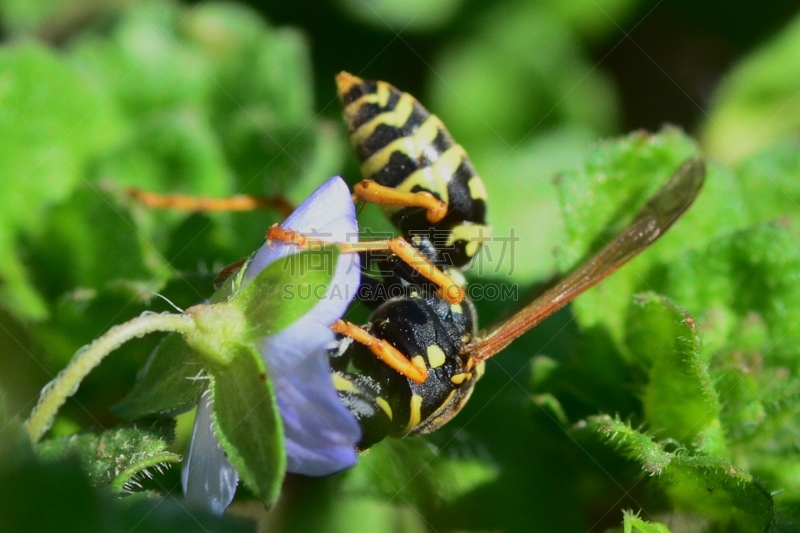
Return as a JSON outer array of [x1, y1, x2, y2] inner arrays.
[[622, 510, 673, 533], [0, 41, 124, 319], [554, 128, 700, 342], [664, 222, 800, 365], [702, 13, 800, 161]]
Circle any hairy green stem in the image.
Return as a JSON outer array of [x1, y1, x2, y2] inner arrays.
[[24, 312, 196, 443]]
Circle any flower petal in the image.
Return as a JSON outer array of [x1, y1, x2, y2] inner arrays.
[[244, 176, 360, 285], [261, 319, 361, 476], [182, 387, 239, 515], [248, 175, 362, 475], [181, 176, 362, 511]]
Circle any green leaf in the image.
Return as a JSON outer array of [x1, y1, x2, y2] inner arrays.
[[25, 187, 152, 302], [622, 510, 673, 533], [112, 334, 206, 420], [0, 0, 121, 38], [0, 229, 48, 320], [556, 129, 699, 271], [0, 42, 121, 231], [0, 388, 34, 473], [36, 419, 179, 491], [0, 455, 252, 533], [657, 221, 800, 501], [179, 3, 314, 130], [0, 0, 71, 34], [702, 13, 800, 161], [91, 107, 238, 267], [626, 294, 725, 456], [345, 437, 497, 511], [284, 438, 498, 532], [208, 344, 285, 507], [338, 0, 463, 32], [664, 222, 800, 366], [30, 281, 165, 378], [589, 415, 773, 531], [234, 248, 341, 340], [430, 3, 619, 151], [179, 4, 342, 205], [0, 457, 105, 532], [542, 0, 645, 41], [117, 491, 254, 533], [554, 129, 725, 344], [734, 139, 800, 227], [470, 126, 594, 284], [95, 108, 235, 199], [69, 2, 207, 118], [532, 325, 639, 418], [66, 1, 344, 270], [0, 41, 124, 319]]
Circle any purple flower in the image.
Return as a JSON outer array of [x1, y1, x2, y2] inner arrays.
[[182, 177, 362, 515]]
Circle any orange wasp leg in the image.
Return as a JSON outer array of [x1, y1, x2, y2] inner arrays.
[[331, 320, 428, 384], [125, 188, 295, 218], [125, 189, 295, 283], [267, 226, 466, 305], [352, 180, 447, 224]]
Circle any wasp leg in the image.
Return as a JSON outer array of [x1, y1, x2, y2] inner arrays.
[[267, 226, 465, 305], [331, 320, 428, 384], [353, 180, 447, 224], [125, 189, 295, 218]]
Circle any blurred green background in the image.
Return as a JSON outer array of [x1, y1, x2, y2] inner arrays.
[[2, 0, 800, 532]]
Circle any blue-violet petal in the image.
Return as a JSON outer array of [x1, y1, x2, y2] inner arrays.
[[248, 176, 362, 475], [182, 386, 239, 515]]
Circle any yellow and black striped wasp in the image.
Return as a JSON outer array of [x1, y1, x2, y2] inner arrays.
[[132, 72, 705, 451], [278, 73, 705, 449]]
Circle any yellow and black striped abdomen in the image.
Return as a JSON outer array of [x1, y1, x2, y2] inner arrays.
[[337, 72, 489, 268]]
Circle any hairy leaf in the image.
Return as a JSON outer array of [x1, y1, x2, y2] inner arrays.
[[622, 510, 673, 533], [626, 294, 725, 456], [36, 419, 180, 491], [208, 344, 285, 507], [589, 415, 773, 531]]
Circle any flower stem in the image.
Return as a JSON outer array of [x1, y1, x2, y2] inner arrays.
[[24, 312, 196, 444]]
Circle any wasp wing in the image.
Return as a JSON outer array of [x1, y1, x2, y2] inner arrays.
[[467, 157, 706, 363]]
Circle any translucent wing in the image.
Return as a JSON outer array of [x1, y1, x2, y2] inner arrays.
[[467, 158, 706, 363]]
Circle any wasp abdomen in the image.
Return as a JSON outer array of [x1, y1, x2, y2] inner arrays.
[[337, 72, 489, 268]]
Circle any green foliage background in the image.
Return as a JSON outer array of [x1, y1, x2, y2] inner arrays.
[[1, 0, 800, 532]]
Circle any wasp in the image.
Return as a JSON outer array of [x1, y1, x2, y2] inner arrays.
[[270, 73, 706, 449], [130, 72, 705, 451]]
